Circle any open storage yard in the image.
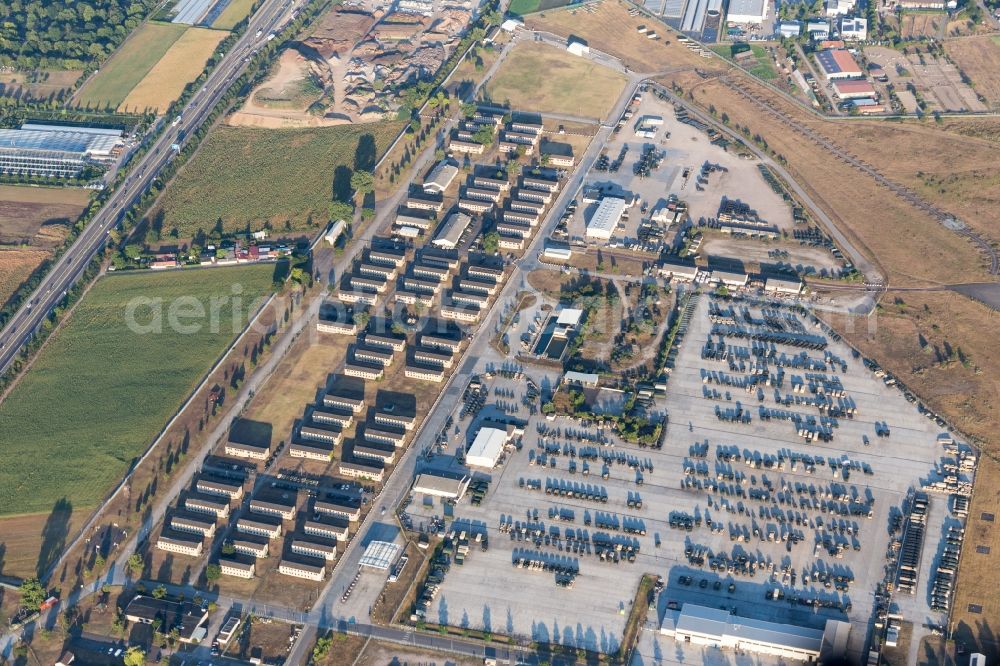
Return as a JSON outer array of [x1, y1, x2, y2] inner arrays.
[[485, 41, 628, 121], [0, 264, 275, 516], [402, 294, 971, 663], [152, 121, 404, 237]]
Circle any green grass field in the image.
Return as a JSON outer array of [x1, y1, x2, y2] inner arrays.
[[485, 41, 627, 119], [214, 0, 257, 30], [711, 42, 778, 80], [0, 265, 275, 516], [155, 121, 405, 238], [76, 22, 188, 109]]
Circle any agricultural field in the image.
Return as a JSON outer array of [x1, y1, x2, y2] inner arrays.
[[508, 0, 574, 15], [0, 264, 275, 517], [154, 121, 404, 237], [485, 42, 627, 120], [944, 35, 1000, 108], [0, 185, 90, 307], [119, 27, 227, 112], [213, 0, 258, 29], [0, 185, 90, 245], [524, 0, 715, 73], [76, 22, 188, 109]]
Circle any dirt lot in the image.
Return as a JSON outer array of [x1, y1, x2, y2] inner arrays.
[[355, 639, 481, 666], [945, 36, 1000, 109], [700, 235, 844, 278], [0, 185, 89, 245], [899, 12, 946, 39], [524, 0, 717, 74], [231, 617, 300, 663], [0, 70, 81, 101]]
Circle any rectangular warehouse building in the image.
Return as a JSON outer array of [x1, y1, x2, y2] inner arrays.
[[726, 0, 767, 23], [466, 427, 510, 468], [660, 604, 850, 661], [586, 197, 627, 241]]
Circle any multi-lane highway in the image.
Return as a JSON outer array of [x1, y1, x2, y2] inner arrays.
[[0, 0, 299, 374]]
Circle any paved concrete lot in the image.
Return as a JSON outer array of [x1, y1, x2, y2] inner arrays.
[[564, 96, 795, 249], [405, 293, 962, 661]]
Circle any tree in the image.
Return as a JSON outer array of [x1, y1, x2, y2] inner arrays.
[[205, 564, 221, 581], [353, 311, 371, 329], [472, 126, 494, 145], [290, 267, 308, 285], [152, 585, 167, 600], [460, 102, 477, 118], [482, 231, 500, 254], [313, 635, 333, 661], [123, 646, 146, 666], [124, 244, 143, 261], [127, 552, 144, 575], [329, 200, 354, 222], [350, 170, 375, 196], [19, 578, 46, 612]]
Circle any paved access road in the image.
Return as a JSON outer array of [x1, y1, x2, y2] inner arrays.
[[0, 0, 298, 375]]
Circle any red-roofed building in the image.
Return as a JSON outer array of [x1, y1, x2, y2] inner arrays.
[[815, 48, 863, 79], [832, 79, 877, 99]]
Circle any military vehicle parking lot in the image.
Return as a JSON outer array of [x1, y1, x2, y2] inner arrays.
[[404, 293, 973, 662]]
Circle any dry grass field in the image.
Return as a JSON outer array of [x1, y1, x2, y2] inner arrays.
[[524, 0, 714, 73], [0, 249, 51, 310], [119, 27, 227, 113], [485, 41, 627, 120], [945, 36, 1000, 109]]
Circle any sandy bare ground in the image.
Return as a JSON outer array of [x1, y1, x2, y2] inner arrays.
[[700, 236, 843, 275]]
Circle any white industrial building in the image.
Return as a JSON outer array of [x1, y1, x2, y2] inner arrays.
[[432, 211, 472, 249], [0, 123, 124, 178], [466, 426, 510, 468], [567, 38, 590, 56], [325, 219, 346, 245], [839, 16, 868, 39], [764, 277, 804, 295], [412, 473, 471, 500], [660, 604, 851, 662], [726, 0, 767, 24], [586, 197, 627, 241]]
